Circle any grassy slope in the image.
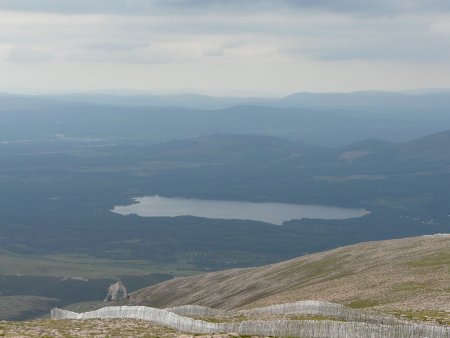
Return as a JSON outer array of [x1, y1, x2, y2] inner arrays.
[[126, 235, 450, 316], [0, 296, 60, 321]]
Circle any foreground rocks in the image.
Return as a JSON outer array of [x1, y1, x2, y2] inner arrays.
[[0, 319, 262, 337]]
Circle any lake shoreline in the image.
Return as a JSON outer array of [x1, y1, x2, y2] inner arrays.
[[112, 195, 368, 225]]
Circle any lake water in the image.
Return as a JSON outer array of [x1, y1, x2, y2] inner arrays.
[[112, 195, 367, 225]]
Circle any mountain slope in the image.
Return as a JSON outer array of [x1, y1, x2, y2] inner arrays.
[[126, 235, 450, 313], [397, 130, 450, 161], [334, 130, 450, 175]]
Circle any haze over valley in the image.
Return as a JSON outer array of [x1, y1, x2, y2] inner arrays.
[[0, 91, 450, 329]]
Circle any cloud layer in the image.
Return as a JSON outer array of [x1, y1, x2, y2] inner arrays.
[[0, 0, 449, 94], [2, 0, 450, 15]]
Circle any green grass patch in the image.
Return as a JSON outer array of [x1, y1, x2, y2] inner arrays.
[[406, 252, 450, 269], [391, 282, 428, 292], [388, 309, 450, 326], [346, 299, 388, 309]]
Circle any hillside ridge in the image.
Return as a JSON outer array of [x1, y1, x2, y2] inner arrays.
[[125, 235, 450, 315]]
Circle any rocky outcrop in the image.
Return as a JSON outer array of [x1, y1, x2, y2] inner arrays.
[[104, 281, 128, 302]]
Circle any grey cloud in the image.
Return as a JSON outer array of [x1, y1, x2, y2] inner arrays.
[[284, 31, 450, 62], [7, 47, 53, 62], [1, 0, 449, 65], [202, 47, 224, 57], [164, 0, 450, 14], [0, 0, 156, 15], [1, 0, 450, 16], [65, 44, 195, 64], [66, 50, 166, 64], [86, 42, 148, 51]]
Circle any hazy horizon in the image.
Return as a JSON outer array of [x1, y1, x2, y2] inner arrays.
[[2, 87, 450, 98]]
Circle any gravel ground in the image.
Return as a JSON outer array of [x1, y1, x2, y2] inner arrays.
[[0, 319, 264, 338]]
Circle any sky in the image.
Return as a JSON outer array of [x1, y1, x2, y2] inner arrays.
[[1, 0, 450, 95]]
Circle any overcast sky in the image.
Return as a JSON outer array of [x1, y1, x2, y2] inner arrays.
[[1, 0, 450, 95]]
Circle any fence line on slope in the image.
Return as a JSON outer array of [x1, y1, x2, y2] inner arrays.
[[51, 306, 450, 338]]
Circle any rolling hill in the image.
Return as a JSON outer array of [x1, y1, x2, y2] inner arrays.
[[125, 235, 450, 319]]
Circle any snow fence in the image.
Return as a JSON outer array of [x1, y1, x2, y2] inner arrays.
[[51, 305, 450, 338]]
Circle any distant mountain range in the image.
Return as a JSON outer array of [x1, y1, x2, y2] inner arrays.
[[2, 90, 450, 110], [2, 91, 450, 146]]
